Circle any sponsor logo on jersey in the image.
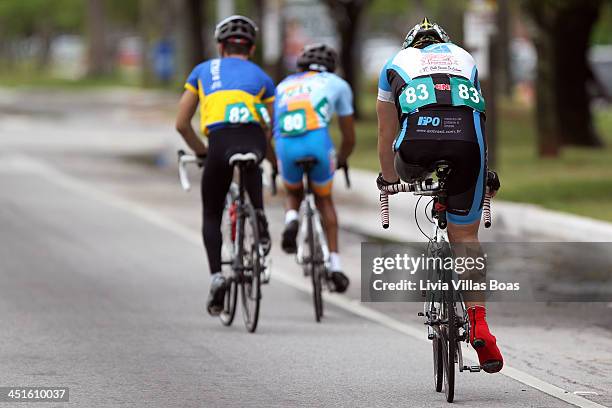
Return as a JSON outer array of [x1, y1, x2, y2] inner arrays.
[[434, 83, 451, 91], [421, 44, 451, 54], [210, 59, 222, 90], [419, 53, 460, 74], [417, 116, 441, 126]]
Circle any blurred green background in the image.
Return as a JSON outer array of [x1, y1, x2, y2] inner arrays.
[[1, 0, 612, 220]]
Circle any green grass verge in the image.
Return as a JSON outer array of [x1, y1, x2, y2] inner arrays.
[[331, 95, 612, 222], [0, 68, 140, 89]]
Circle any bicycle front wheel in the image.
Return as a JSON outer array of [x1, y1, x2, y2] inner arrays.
[[433, 336, 443, 392], [442, 276, 456, 402], [239, 205, 262, 333]]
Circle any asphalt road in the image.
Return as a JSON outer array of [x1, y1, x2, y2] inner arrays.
[[0, 155, 595, 408], [0, 88, 610, 407]]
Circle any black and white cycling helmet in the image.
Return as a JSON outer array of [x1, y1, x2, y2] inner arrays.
[[402, 17, 450, 49], [214, 15, 258, 44], [297, 43, 337, 73]]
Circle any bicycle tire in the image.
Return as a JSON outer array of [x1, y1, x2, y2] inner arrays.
[[219, 278, 238, 326], [433, 336, 443, 392], [443, 269, 456, 403], [240, 205, 262, 333], [307, 209, 323, 322]]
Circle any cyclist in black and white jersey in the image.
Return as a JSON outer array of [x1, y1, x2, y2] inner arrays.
[[376, 18, 503, 373]]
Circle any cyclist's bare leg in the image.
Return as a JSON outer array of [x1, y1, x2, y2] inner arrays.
[[314, 193, 348, 292], [280, 186, 303, 254], [448, 220, 503, 373], [285, 186, 303, 213], [447, 220, 483, 308], [314, 194, 338, 253]]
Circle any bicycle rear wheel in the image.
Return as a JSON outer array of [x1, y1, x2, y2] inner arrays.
[[307, 211, 323, 322], [240, 205, 262, 333], [220, 194, 238, 327]]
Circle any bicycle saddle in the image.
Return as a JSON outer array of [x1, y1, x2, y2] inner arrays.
[[294, 157, 318, 170], [228, 152, 259, 166], [430, 160, 453, 179]]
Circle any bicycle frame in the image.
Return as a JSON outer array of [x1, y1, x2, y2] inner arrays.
[[177, 149, 263, 332], [378, 162, 487, 401], [296, 173, 330, 269], [424, 222, 470, 373]]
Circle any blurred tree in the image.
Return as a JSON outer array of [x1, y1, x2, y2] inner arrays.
[[524, 0, 606, 156], [107, 0, 139, 26], [496, 0, 512, 96], [86, 0, 109, 76], [592, 2, 612, 44], [0, 0, 84, 68], [182, 0, 206, 68], [425, 0, 465, 45], [324, 0, 372, 119]]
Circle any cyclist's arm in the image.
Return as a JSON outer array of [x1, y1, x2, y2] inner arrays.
[[376, 99, 399, 182], [175, 90, 207, 156], [264, 101, 277, 168], [337, 115, 355, 166], [334, 78, 356, 166]]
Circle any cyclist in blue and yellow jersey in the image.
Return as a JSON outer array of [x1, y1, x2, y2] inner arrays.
[[376, 18, 503, 372], [175, 15, 275, 316], [274, 44, 356, 293]]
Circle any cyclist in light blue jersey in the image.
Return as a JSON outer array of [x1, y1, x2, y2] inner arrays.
[[376, 18, 503, 372], [273, 44, 355, 292]]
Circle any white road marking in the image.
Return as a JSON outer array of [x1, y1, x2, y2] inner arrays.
[[2, 154, 606, 408]]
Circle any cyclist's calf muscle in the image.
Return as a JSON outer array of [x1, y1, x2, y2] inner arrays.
[[448, 220, 486, 306]]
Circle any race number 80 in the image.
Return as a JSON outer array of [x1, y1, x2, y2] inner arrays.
[[280, 109, 307, 136]]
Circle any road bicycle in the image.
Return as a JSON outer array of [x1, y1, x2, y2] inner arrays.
[[378, 161, 495, 403], [288, 158, 350, 322], [178, 150, 269, 333]]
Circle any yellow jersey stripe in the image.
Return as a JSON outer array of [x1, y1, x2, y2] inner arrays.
[[184, 83, 198, 95]]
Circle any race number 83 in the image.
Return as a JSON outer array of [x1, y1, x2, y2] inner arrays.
[[399, 77, 437, 113], [450, 77, 485, 112]]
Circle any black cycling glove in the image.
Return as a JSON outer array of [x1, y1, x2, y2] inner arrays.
[[486, 170, 500, 192], [376, 173, 401, 194]]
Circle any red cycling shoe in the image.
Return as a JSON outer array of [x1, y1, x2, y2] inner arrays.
[[468, 305, 504, 373]]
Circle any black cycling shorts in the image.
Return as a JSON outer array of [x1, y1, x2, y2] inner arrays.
[[394, 106, 487, 225], [201, 123, 267, 273]]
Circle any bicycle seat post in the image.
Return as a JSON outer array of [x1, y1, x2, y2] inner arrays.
[[295, 157, 318, 196], [433, 161, 452, 230], [228, 152, 259, 204]]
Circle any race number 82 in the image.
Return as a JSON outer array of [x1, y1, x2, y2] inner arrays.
[[225, 102, 253, 124]]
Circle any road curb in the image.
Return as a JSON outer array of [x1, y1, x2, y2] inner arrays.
[[332, 168, 612, 242]]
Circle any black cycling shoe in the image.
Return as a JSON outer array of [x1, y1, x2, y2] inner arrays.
[[281, 219, 299, 254], [256, 210, 271, 255], [329, 271, 350, 293], [206, 274, 227, 316]]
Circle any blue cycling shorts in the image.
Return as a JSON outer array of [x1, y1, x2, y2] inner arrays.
[[275, 128, 336, 196]]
